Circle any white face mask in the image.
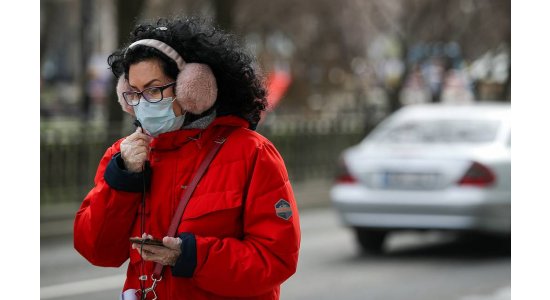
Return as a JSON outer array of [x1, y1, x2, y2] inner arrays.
[[134, 97, 185, 137]]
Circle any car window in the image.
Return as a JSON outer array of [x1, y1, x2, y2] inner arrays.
[[370, 119, 501, 144]]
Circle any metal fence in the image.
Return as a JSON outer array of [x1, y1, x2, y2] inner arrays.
[[40, 114, 369, 205]]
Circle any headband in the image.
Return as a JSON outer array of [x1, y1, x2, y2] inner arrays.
[[126, 39, 186, 70]]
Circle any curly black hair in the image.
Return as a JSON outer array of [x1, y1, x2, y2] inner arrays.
[[107, 16, 267, 127]]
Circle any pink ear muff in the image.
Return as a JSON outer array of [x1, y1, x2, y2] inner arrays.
[[116, 76, 135, 116], [175, 63, 218, 115]]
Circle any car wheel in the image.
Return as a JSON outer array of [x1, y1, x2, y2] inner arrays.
[[354, 228, 388, 254]]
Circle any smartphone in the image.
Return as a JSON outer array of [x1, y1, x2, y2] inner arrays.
[[129, 237, 165, 247]]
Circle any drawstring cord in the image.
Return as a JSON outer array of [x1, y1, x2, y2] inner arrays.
[[134, 120, 148, 300], [139, 162, 147, 299]]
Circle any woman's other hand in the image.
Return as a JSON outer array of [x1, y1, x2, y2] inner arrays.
[[120, 128, 153, 173], [132, 233, 182, 266]]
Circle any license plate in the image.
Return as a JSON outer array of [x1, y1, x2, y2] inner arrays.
[[381, 172, 439, 190]]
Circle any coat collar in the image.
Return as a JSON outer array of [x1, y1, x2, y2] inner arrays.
[[150, 115, 249, 151]]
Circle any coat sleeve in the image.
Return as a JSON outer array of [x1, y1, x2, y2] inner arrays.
[[175, 141, 301, 297], [73, 139, 144, 267]]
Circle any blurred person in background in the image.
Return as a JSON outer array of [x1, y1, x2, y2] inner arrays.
[[399, 64, 431, 106], [74, 16, 300, 300]]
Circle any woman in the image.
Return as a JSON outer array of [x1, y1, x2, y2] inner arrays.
[[74, 17, 300, 300]]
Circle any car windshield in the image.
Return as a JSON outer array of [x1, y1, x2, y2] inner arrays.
[[370, 119, 501, 144]]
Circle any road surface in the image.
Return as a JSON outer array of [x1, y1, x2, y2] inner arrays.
[[41, 208, 510, 300]]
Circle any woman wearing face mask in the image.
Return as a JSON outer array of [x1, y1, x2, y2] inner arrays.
[[74, 17, 300, 300]]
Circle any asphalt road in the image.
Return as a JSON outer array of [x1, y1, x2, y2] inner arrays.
[[41, 207, 510, 300]]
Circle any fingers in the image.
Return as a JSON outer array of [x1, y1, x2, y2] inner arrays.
[[123, 136, 151, 149], [131, 233, 154, 249], [131, 233, 181, 266], [135, 244, 175, 265], [134, 245, 157, 259], [138, 233, 153, 239], [122, 132, 152, 150], [121, 139, 149, 156], [162, 236, 182, 250], [134, 126, 154, 138], [128, 127, 153, 142], [131, 150, 148, 162], [126, 138, 149, 148], [121, 130, 152, 172], [130, 125, 152, 138]]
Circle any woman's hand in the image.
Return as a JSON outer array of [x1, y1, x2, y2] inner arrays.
[[120, 128, 153, 173], [132, 233, 182, 266]]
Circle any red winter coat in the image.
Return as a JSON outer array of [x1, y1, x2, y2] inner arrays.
[[74, 116, 301, 299]]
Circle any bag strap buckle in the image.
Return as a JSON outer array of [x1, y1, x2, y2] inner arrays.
[[140, 275, 162, 300]]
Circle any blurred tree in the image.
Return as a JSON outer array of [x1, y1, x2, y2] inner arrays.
[[80, 0, 93, 120], [232, 0, 510, 115], [106, 0, 146, 142], [40, 2, 53, 63], [212, 0, 236, 30], [42, 0, 510, 123]]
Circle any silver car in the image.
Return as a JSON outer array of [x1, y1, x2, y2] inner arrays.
[[330, 102, 510, 253]]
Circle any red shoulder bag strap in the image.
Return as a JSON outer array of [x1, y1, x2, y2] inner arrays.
[[151, 125, 238, 280]]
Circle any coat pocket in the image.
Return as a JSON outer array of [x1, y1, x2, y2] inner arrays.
[[178, 190, 243, 237], [182, 190, 242, 220]]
